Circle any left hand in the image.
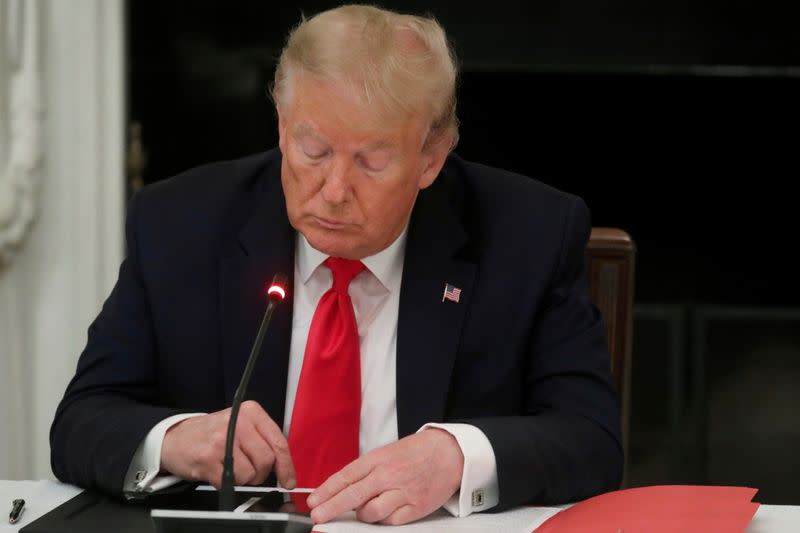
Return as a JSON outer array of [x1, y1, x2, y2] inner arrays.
[[306, 428, 464, 525]]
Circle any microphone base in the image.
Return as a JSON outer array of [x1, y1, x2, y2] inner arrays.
[[151, 509, 314, 533]]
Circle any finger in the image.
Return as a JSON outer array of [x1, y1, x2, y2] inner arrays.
[[310, 475, 381, 524], [204, 462, 224, 490], [356, 489, 406, 524], [381, 504, 420, 526], [237, 423, 276, 485], [307, 457, 374, 508], [232, 443, 257, 486], [238, 435, 275, 485], [250, 409, 296, 488]]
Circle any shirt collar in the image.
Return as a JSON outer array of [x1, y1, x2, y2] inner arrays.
[[296, 226, 408, 291]]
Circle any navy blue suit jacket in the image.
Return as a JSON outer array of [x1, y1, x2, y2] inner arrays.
[[51, 149, 622, 510]]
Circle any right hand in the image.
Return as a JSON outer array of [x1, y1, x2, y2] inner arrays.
[[160, 400, 296, 489]]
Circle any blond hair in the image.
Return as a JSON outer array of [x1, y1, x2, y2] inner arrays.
[[271, 4, 459, 149]]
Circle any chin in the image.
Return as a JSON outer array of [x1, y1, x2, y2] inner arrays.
[[302, 226, 364, 260]]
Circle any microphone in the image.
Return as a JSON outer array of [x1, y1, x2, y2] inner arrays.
[[219, 273, 288, 511]]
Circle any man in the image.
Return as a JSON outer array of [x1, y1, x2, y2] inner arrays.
[[51, 4, 621, 526]]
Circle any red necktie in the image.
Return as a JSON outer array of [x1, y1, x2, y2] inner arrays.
[[289, 257, 365, 490]]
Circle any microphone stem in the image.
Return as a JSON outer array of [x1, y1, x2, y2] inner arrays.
[[219, 299, 278, 511]]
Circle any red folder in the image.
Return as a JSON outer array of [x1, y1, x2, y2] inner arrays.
[[535, 485, 759, 533]]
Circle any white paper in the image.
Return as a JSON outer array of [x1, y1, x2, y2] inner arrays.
[[234, 496, 263, 513], [313, 506, 562, 533]]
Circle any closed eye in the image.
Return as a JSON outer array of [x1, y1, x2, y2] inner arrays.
[[357, 153, 391, 172], [297, 136, 330, 161], [303, 148, 329, 160]]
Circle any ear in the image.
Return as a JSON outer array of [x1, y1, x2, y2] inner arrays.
[[417, 131, 453, 190]]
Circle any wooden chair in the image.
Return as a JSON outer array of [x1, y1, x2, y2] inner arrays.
[[584, 227, 636, 470]]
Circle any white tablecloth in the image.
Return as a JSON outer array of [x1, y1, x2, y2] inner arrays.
[[1, 480, 798, 532], [1, 480, 82, 532]]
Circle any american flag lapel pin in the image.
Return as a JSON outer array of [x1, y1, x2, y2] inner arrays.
[[442, 283, 462, 303]]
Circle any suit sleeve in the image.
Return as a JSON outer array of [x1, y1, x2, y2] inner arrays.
[[50, 191, 190, 495], [465, 197, 623, 510]]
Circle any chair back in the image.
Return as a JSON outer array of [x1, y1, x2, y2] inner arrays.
[[585, 227, 636, 456]]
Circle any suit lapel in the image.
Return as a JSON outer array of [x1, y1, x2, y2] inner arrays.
[[397, 169, 477, 437], [219, 157, 295, 423]]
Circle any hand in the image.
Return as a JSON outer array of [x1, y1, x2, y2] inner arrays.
[[160, 400, 296, 489], [307, 428, 464, 525]]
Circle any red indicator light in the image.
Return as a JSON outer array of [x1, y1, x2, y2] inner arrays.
[[267, 284, 286, 300]]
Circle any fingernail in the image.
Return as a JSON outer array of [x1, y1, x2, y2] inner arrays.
[[286, 476, 296, 489], [310, 509, 322, 524], [306, 494, 318, 507]]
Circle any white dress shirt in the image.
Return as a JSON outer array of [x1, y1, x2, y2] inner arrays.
[[125, 230, 499, 517]]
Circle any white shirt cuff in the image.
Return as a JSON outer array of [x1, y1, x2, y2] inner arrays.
[[123, 413, 205, 495], [418, 422, 499, 517]]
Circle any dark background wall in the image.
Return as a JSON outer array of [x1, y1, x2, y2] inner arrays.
[[127, 0, 800, 503]]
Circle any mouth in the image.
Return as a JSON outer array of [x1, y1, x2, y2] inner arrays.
[[312, 216, 351, 230]]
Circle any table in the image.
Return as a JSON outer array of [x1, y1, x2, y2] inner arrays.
[[2, 480, 799, 532]]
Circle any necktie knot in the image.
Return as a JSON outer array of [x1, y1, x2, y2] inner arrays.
[[325, 257, 365, 294]]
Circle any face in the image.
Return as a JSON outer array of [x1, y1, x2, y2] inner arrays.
[[277, 76, 450, 260]]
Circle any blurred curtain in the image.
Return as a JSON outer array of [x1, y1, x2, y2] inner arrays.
[[0, 0, 124, 480], [0, 0, 43, 480]]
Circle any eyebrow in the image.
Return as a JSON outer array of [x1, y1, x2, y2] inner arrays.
[[292, 123, 325, 141], [362, 140, 397, 152]]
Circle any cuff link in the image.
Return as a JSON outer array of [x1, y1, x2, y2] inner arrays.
[[472, 488, 485, 508], [134, 469, 147, 485]]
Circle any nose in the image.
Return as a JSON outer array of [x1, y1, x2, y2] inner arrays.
[[320, 155, 353, 205]]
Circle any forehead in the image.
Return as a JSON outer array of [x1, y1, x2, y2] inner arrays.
[[283, 74, 424, 147]]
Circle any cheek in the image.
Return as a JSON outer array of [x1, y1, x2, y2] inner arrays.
[[360, 179, 417, 229], [284, 156, 321, 199], [281, 160, 309, 219]]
